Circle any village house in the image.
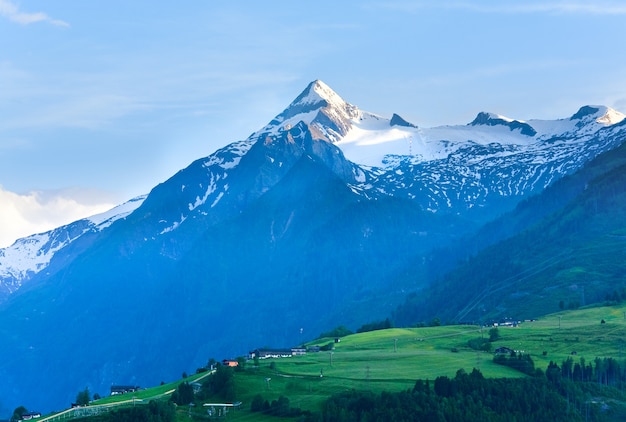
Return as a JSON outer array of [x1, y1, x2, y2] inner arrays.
[[494, 347, 515, 356], [248, 348, 306, 359], [110, 385, 141, 396]]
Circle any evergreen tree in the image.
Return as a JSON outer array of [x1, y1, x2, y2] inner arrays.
[[11, 406, 28, 422], [76, 387, 91, 406], [170, 382, 194, 405], [200, 365, 236, 402], [488, 327, 500, 342]]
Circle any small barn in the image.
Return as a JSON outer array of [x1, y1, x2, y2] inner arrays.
[[494, 347, 515, 356]]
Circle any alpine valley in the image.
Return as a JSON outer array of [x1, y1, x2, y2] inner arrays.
[[2, 80, 626, 415]]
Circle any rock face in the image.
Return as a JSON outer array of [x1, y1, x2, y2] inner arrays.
[[0, 80, 625, 416], [469, 111, 537, 136]]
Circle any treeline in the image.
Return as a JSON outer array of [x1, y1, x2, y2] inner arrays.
[[547, 356, 626, 387], [356, 318, 392, 333], [603, 286, 626, 305], [318, 325, 353, 339], [316, 368, 582, 422], [542, 357, 626, 420], [310, 356, 626, 421]]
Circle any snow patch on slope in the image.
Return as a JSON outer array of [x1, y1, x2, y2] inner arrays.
[[88, 195, 146, 228], [0, 195, 145, 286], [335, 105, 626, 169], [203, 139, 254, 170]]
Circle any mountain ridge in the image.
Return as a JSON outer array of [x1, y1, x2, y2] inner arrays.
[[3, 80, 626, 303], [1, 80, 626, 416], [393, 138, 626, 325]]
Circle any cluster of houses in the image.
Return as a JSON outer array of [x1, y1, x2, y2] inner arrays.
[[221, 344, 336, 367], [110, 385, 141, 396], [492, 320, 521, 328], [19, 412, 42, 421], [249, 347, 307, 359]]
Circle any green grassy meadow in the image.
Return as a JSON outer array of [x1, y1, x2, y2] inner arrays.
[[226, 304, 626, 420], [41, 303, 626, 421]]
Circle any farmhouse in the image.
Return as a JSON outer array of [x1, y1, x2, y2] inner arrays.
[[110, 385, 141, 396], [20, 412, 41, 420], [494, 347, 515, 356], [249, 348, 305, 359]]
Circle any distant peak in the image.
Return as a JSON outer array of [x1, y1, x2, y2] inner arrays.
[[471, 111, 514, 125], [570, 105, 600, 120], [570, 105, 625, 126], [470, 111, 536, 137], [390, 113, 418, 128], [290, 79, 347, 110], [257, 80, 360, 143]]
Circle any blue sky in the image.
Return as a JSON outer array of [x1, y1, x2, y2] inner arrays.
[[1, 0, 626, 247]]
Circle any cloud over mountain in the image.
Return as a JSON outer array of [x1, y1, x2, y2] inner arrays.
[[0, 0, 68, 26], [0, 186, 115, 247]]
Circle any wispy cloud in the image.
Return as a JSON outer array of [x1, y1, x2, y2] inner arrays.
[[455, 2, 626, 15], [0, 0, 68, 26], [0, 186, 116, 248], [369, 1, 626, 15]]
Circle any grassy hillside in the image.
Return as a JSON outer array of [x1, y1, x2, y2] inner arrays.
[[36, 303, 626, 421], [233, 305, 626, 417]]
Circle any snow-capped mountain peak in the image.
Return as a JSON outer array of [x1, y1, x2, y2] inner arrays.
[[473, 111, 517, 123], [390, 113, 418, 128], [293, 79, 348, 110], [570, 105, 625, 126], [256, 79, 361, 143]]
